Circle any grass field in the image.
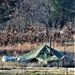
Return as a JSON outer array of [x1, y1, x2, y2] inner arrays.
[[0, 70, 74, 75], [0, 59, 74, 75], [0, 58, 74, 75], [0, 42, 74, 52]]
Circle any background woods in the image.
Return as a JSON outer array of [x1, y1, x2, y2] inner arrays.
[[0, 0, 75, 54], [0, 24, 74, 46]]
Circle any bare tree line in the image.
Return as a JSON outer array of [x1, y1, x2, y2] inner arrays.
[[0, 24, 74, 46]]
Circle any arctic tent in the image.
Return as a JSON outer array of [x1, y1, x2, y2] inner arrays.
[[17, 44, 73, 65]]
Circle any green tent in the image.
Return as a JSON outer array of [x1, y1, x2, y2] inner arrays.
[[17, 44, 73, 64]]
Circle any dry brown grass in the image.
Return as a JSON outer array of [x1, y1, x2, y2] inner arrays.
[[0, 42, 74, 52]]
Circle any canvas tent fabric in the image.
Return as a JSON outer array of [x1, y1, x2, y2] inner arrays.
[[2, 55, 17, 62], [17, 44, 73, 63], [17, 45, 45, 62], [17, 58, 34, 63]]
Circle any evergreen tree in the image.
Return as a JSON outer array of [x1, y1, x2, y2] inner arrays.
[[49, 0, 75, 28], [0, 0, 22, 23]]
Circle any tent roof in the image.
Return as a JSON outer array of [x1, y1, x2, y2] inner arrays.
[[17, 45, 44, 61], [17, 44, 73, 62]]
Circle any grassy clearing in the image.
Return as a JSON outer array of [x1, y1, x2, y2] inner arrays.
[[0, 71, 74, 75], [0, 61, 74, 75], [0, 58, 74, 75]]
